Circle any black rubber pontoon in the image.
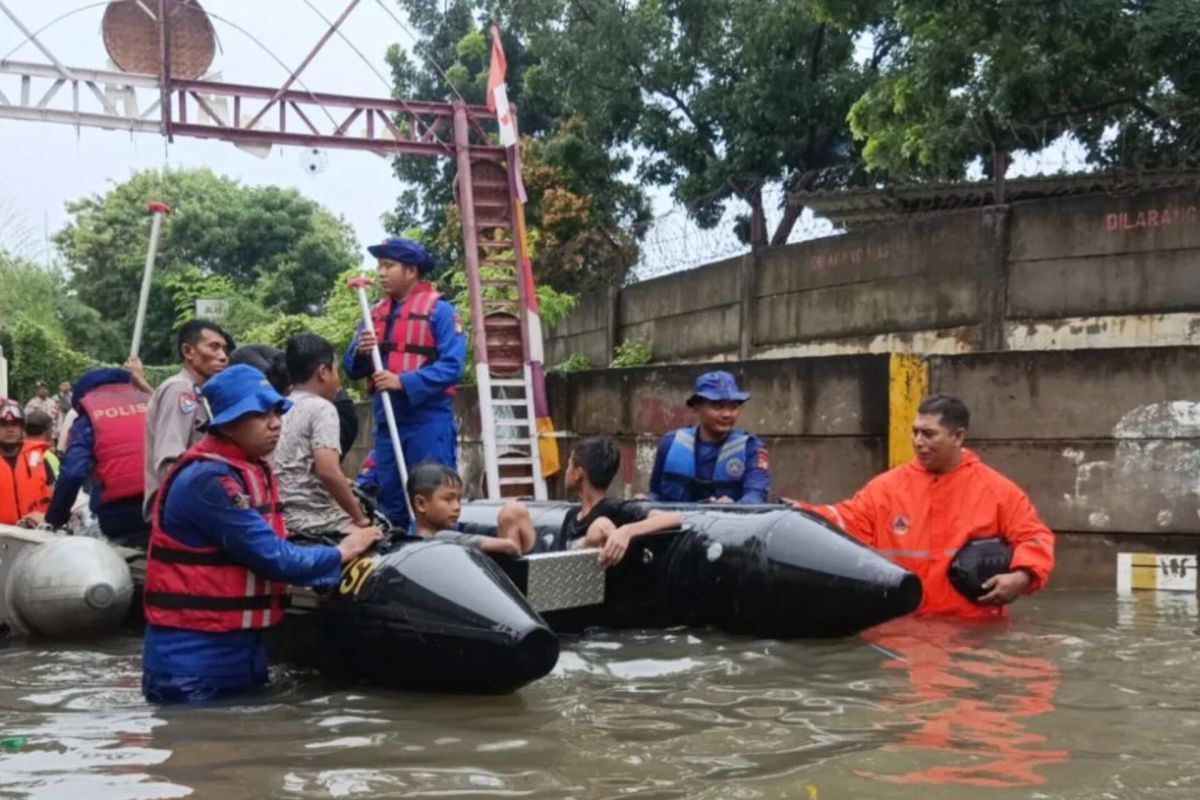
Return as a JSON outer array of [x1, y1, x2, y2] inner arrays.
[[275, 540, 559, 694], [460, 501, 923, 638]]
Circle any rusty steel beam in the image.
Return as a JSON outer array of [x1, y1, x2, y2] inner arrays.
[[243, 0, 361, 132], [168, 76, 492, 116]]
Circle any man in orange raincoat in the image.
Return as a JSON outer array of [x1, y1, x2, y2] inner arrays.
[[796, 393, 1055, 619]]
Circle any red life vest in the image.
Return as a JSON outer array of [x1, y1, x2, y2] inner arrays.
[[370, 283, 455, 396], [80, 382, 149, 503], [144, 435, 288, 633], [0, 441, 52, 525]]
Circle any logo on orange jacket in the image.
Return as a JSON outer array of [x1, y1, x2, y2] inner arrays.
[[892, 514, 910, 535]]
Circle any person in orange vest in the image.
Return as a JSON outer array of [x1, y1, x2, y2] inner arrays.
[[794, 393, 1055, 619], [141, 364, 380, 704], [0, 398, 54, 526], [45, 368, 152, 545], [343, 237, 466, 529]]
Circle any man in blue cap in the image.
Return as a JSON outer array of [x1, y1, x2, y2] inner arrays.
[[647, 371, 771, 504], [141, 364, 381, 704], [343, 237, 467, 528]]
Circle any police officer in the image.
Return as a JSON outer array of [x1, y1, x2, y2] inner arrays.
[[648, 371, 771, 504], [142, 364, 380, 703], [0, 399, 53, 526], [343, 237, 466, 528], [143, 319, 233, 518], [45, 367, 151, 545]]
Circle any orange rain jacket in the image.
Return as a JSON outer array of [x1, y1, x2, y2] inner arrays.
[[799, 449, 1055, 620]]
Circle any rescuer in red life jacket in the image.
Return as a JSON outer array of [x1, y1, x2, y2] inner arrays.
[[141, 364, 381, 704], [342, 236, 467, 529], [45, 367, 152, 545]]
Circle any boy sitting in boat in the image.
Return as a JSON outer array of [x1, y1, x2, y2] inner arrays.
[[562, 437, 685, 566], [408, 462, 535, 556]]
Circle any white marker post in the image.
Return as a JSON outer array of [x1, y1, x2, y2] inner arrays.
[[347, 273, 415, 525], [130, 202, 172, 359]]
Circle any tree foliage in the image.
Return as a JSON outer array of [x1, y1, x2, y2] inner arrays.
[[386, 0, 868, 250], [511, 0, 869, 246], [53, 168, 360, 362], [385, 1, 649, 290], [829, 0, 1200, 178], [0, 254, 172, 399]]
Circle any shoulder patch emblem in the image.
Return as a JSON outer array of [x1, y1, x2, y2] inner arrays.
[[756, 447, 770, 471], [217, 475, 250, 509], [178, 392, 197, 414], [453, 314, 464, 335]]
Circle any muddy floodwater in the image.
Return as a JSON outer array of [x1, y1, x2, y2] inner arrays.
[[1, 590, 1198, 799]]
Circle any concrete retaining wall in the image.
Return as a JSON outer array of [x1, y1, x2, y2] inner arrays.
[[349, 345, 1200, 588], [546, 184, 1200, 365]]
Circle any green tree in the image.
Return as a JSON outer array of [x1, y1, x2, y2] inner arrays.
[[53, 168, 361, 363], [385, 1, 650, 290], [831, 0, 1200, 178], [508, 0, 868, 247], [0, 253, 125, 367]]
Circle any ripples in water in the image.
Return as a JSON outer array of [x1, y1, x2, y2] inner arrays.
[[1, 591, 1199, 799]]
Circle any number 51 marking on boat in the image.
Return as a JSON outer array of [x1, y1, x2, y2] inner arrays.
[[339, 557, 378, 596]]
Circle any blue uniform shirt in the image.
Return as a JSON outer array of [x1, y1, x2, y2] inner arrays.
[[143, 459, 342, 699], [343, 296, 467, 426], [648, 431, 771, 504], [45, 413, 98, 527]]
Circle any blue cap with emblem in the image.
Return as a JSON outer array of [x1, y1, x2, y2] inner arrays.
[[202, 364, 293, 428], [687, 370, 750, 406], [367, 236, 437, 274]]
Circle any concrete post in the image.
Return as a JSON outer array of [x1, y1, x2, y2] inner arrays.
[[980, 205, 1012, 352], [605, 283, 622, 363], [737, 250, 759, 361]]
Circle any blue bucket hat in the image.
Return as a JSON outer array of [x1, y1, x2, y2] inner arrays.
[[202, 364, 293, 428], [687, 371, 750, 406], [367, 236, 436, 274]]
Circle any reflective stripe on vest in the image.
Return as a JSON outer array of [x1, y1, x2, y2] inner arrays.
[[80, 382, 150, 503], [0, 442, 51, 525], [660, 426, 750, 502], [370, 284, 455, 397], [144, 436, 288, 633]]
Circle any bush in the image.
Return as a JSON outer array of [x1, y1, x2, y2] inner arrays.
[[610, 338, 652, 368], [553, 352, 592, 373], [7, 318, 176, 400], [8, 320, 94, 399]]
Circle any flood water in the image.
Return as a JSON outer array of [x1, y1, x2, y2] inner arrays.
[[1, 590, 1198, 799]]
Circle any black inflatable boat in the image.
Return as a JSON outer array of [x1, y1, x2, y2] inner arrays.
[[456, 501, 923, 638], [132, 502, 921, 694]]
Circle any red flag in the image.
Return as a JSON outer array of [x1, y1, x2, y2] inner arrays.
[[486, 24, 507, 113]]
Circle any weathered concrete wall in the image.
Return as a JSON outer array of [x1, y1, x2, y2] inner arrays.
[[538, 348, 1200, 539], [545, 184, 1200, 363], [543, 291, 611, 369], [753, 209, 997, 349], [545, 357, 890, 502], [354, 345, 1200, 589], [928, 348, 1200, 538]]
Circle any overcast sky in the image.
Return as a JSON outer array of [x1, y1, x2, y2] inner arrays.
[[0, 1, 417, 265]]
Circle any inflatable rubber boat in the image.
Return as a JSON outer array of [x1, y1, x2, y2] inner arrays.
[[1, 503, 921, 693], [457, 501, 923, 638]]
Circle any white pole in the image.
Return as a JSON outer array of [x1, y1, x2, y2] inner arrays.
[[130, 202, 171, 359], [348, 276, 415, 526]]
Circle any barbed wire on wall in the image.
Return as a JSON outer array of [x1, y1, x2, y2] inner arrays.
[[632, 110, 1200, 281], [632, 183, 841, 282]]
